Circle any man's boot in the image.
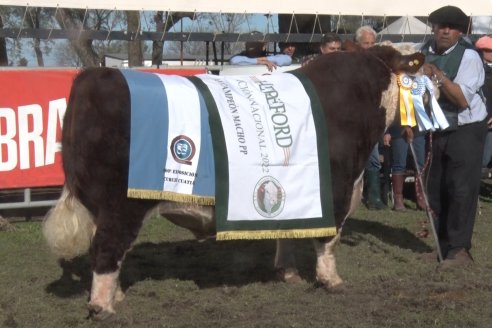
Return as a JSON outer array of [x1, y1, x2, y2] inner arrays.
[[366, 170, 387, 210], [391, 173, 406, 211], [414, 176, 427, 210]]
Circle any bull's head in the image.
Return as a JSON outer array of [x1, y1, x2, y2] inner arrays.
[[362, 42, 444, 134], [378, 42, 446, 137], [341, 40, 426, 129]]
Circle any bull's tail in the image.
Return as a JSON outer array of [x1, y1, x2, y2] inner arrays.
[[43, 187, 95, 259]]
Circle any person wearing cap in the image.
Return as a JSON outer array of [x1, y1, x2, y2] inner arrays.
[[475, 36, 492, 178], [421, 6, 488, 267], [229, 35, 292, 72]]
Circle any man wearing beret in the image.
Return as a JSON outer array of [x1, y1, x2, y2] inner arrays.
[[421, 6, 488, 267], [475, 36, 492, 178]]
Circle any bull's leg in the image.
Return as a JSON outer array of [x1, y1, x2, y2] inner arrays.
[[89, 270, 121, 319], [274, 239, 303, 283], [311, 171, 362, 289], [87, 204, 148, 320], [312, 234, 343, 289]]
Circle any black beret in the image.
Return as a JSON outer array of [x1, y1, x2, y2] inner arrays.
[[428, 6, 470, 33]]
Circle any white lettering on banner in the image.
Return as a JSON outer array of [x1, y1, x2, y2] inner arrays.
[[217, 78, 249, 154], [18, 104, 44, 169], [0, 108, 17, 171], [45, 99, 66, 165], [257, 80, 293, 148], [0, 98, 66, 172]]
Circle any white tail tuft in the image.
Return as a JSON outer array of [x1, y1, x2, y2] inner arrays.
[[43, 187, 95, 259]]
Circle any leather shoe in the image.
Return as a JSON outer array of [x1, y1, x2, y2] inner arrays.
[[440, 248, 474, 269]]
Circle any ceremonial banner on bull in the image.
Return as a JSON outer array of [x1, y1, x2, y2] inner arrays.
[[125, 69, 336, 240], [124, 70, 216, 204], [190, 72, 336, 240]]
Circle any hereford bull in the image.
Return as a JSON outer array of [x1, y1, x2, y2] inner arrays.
[[43, 45, 425, 319]]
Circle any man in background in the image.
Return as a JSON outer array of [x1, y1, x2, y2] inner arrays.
[[230, 37, 292, 72], [279, 42, 300, 63], [302, 33, 342, 66], [301, 33, 341, 66], [355, 26, 387, 210], [355, 25, 376, 49], [421, 6, 488, 267], [320, 33, 342, 54]]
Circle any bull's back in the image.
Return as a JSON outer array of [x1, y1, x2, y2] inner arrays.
[[62, 68, 132, 211]]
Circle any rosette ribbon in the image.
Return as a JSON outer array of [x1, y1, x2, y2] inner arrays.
[[397, 74, 417, 127], [423, 76, 449, 130], [396, 74, 449, 132], [410, 75, 434, 131]]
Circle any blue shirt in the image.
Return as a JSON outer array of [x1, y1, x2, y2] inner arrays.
[[229, 54, 292, 67]]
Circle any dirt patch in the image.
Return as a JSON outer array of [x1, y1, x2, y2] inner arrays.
[[1, 181, 492, 327], [0, 217, 16, 232]]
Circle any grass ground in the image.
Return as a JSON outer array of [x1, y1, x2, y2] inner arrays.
[[1, 181, 491, 327]]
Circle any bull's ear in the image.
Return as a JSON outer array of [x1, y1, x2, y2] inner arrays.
[[398, 53, 425, 74], [342, 40, 361, 52]]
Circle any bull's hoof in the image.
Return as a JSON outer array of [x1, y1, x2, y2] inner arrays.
[[115, 288, 126, 303], [316, 276, 344, 290], [87, 303, 115, 321], [275, 268, 304, 284], [315, 280, 345, 293]]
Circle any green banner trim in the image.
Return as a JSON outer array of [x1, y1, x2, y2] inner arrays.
[[188, 73, 336, 239], [186, 76, 229, 229], [288, 70, 335, 228]]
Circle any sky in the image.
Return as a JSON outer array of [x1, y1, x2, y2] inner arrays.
[[473, 16, 492, 33]]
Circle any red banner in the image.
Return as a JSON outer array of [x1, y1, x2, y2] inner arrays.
[[0, 67, 207, 189]]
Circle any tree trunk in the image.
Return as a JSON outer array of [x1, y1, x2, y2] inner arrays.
[[151, 12, 194, 67], [0, 15, 8, 66], [26, 8, 45, 66], [152, 11, 164, 66], [126, 11, 143, 67], [33, 38, 45, 66], [55, 9, 100, 67]]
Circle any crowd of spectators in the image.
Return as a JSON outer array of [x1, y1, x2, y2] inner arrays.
[[229, 7, 492, 267]]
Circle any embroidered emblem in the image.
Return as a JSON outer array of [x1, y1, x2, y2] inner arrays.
[[253, 176, 286, 218], [170, 135, 196, 165]]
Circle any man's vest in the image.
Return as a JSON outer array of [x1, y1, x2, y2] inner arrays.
[[421, 38, 475, 130]]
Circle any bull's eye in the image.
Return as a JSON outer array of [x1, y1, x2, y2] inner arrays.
[[409, 61, 414, 66]]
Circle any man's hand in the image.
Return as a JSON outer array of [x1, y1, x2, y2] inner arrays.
[[257, 57, 277, 72], [383, 133, 391, 146], [403, 126, 414, 144]]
